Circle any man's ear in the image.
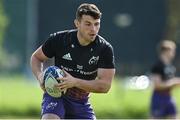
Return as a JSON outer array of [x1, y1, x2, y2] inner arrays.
[[74, 19, 79, 28]]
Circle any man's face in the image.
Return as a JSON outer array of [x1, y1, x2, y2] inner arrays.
[[168, 48, 176, 60], [75, 15, 100, 42], [163, 48, 176, 62]]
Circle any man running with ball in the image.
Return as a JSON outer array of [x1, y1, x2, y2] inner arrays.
[[31, 3, 115, 119]]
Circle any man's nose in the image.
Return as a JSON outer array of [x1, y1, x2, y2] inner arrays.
[[90, 25, 96, 31]]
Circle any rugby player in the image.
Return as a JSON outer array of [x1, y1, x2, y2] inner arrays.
[[150, 40, 180, 119], [31, 3, 115, 119]]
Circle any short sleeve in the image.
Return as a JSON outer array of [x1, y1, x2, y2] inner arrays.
[[151, 63, 164, 75], [42, 34, 56, 58], [98, 44, 115, 69]]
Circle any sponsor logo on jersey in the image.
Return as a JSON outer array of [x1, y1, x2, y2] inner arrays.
[[62, 53, 72, 60], [89, 56, 99, 65], [61, 65, 97, 76], [77, 65, 83, 70]]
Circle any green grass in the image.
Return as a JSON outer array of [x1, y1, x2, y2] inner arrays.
[[0, 75, 180, 119], [0, 75, 42, 118]]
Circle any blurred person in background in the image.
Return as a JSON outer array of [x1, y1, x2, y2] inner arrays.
[[30, 3, 115, 119], [150, 40, 180, 119]]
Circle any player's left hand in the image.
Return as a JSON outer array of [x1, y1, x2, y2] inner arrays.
[[55, 70, 78, 91]]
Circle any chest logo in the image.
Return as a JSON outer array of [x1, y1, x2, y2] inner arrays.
[[62, 53, 72, 61], [89, 56, 99, 65]]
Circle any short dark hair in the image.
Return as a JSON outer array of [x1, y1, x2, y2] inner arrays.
[[76, 3, 102, 20], [157, 40, 176, 54]]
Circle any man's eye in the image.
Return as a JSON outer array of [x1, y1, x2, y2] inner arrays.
[[95, 23, 100, 26]]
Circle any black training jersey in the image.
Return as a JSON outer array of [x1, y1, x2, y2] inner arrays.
[[151, 59, 176, 81], [42, 29, 115, 80], [151, 59, 176, 94]]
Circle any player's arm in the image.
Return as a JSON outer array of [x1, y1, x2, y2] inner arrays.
[[56, 68, 115, 93], [150, 74, 180, 90], [31, 32, 57, 91], [76, 68, 115, 93], [30, 46, 49, 90]]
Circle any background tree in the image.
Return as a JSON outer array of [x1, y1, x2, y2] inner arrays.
[[165, 0, 180, 72], [0, 0, 8, 69], [165, 0, 180, 42]]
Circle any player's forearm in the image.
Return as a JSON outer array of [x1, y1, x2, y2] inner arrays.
[[75, 78, 111, 93], [30, 55, 43, 81], [155, 82, 174, 90], [156, 83, 172, 90], [166, 78, 180, 88], [155, 78, 180, 90]]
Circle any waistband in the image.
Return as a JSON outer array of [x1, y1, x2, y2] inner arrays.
[[65, 87, 90, 100], [153, 89, 171, 96]]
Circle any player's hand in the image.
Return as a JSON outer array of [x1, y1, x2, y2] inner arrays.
[[55, 70, 78, 91], [37, 72, 46, 92], [168, 78, 180, 88]]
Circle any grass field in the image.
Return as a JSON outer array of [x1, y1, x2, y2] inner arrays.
[[0, 75, 42, 118], [0, 74, 180, 119]]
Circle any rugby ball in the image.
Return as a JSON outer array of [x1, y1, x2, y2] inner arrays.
[[43, 66, 64, 98]]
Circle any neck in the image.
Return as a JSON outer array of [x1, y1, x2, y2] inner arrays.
[[77, 31, 91, 46]]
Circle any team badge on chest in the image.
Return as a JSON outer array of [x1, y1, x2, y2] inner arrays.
[[89, 56, 99, 65]]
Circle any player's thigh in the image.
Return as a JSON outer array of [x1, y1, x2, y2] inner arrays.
[[41, 93, 65, 119], [150, 99, 165, 118], [64, 97, 96, 119], [42, 113, 60, 119], [165, 99, 177, 118]]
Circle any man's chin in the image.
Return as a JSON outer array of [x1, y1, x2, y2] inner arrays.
[[89, 36, 96, 41]]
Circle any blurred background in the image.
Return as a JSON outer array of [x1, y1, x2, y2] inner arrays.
[[0, 0, 180, 119]]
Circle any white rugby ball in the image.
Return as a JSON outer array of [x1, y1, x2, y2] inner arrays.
[[43, 66, 64, 98]]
